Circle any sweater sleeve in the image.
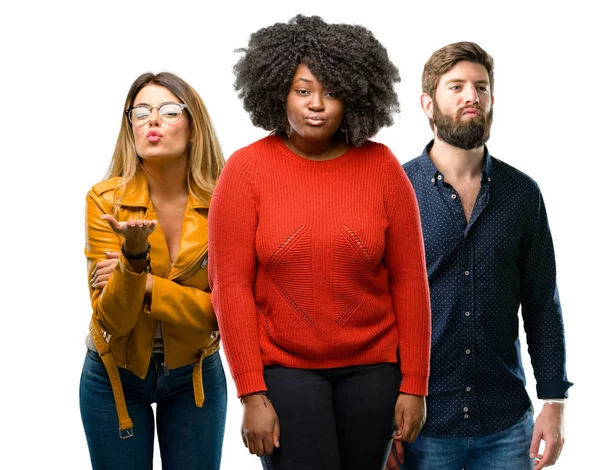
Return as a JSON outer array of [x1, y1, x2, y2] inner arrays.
[[208, 148, 266, 397], [382, 150, 431, 396]]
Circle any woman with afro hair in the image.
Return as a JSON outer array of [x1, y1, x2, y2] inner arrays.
[[209, 15, 431, 470]]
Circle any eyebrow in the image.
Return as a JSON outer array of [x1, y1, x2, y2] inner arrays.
[[132, 101, 179, 107], [293, 77, 314, 85], [444, 79, 490, 86]]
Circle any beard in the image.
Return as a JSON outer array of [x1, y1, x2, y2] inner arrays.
[[432, 101, 493, 150]]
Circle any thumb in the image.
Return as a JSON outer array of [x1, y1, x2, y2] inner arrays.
[[273, 417, 280, 448], [529, 427, 542, 459], [104, 251, 121, 259], [100, 214, 121, 232]]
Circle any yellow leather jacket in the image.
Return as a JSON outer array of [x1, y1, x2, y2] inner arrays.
[[85, 172, 219, 396]]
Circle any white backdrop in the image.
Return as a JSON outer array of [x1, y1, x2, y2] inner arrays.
[[1, 1, 597, 468]]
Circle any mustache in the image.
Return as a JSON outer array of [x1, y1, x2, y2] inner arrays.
[[458, 104, 485, 114]]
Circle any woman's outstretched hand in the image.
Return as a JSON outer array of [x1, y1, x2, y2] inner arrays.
[[101, 214, 158, 247]]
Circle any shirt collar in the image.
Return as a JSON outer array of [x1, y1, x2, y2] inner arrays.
[[116, 171, 210, 209], [421, 140, 494, 186]]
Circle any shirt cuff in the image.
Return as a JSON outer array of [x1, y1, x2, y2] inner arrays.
[[536, 379, 573, 399]]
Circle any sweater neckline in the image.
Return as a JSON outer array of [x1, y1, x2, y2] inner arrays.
[[272, 134, 356, 168]]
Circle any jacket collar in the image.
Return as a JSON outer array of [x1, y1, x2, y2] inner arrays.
[[117, 171, 210, 209]]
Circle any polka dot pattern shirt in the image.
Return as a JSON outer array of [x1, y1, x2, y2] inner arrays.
[[403, 142, 572, 437]]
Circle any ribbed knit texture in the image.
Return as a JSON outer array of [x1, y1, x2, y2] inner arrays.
[[209, 135, 431, 397]]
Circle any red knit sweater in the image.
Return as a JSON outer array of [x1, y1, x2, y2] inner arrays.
[[209, 135, 431, 397]]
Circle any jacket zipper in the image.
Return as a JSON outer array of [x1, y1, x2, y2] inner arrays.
[[174, 246, 208, 283]]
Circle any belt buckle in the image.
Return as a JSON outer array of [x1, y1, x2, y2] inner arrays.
[[119, 428, 134, 439]]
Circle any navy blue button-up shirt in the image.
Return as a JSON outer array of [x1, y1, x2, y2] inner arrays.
[[403, 142, 572, 437]]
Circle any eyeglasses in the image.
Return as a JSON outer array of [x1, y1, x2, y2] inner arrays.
[[125, 102, 188, 126]]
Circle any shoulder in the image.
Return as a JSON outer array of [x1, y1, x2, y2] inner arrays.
[[87, 176, 121, 208], [492, 157, 541, 196], [89, 176, 121, 197], [402, 155, 423, 179], [224, 135, 276, 169]]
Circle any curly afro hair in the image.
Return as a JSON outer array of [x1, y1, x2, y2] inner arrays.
[[233, 15, 400, 147]]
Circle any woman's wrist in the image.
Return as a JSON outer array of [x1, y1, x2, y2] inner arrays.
[[240, 391, 269, 405], [122, 240, 150, 257]]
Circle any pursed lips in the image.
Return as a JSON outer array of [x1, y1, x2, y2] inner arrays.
[[304, 115, 326, 126]]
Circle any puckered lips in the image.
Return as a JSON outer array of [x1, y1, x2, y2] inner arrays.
[[146, 130, 163, 143], [462, 106, 482, 118], [304, 114, 326, 126]]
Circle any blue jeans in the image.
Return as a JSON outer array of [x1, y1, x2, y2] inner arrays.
[[80, 349, 227, 470], [401, 409, 534, 470]]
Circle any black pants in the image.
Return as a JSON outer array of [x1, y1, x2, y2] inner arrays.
[[260, 362, 401, 470]]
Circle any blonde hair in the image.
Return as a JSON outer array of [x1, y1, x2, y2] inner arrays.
[[107, 72, 225, 202]]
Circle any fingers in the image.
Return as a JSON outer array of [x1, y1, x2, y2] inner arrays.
[[532, 438, 563, 470], [90, 256, 120, 289], [393, 439, 404, 464], [529, 428, 542, 466], [273, 416, 281, 448], [100, 215, 158, 239], [242, 430, 268, 457], [100, 214, 121, 232], [385, 439, 403, 469], [400, 416, 422, 443], [386, 450, 400, 470]]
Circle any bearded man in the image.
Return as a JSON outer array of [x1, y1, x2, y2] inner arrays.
[[387, 42, 572, 470]]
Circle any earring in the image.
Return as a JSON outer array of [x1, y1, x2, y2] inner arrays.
[[340, 126, 349, 145]]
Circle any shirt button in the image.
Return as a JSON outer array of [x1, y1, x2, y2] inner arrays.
[[465, 349, 471, 355], [437, 174, 443, 180], [451, 194, 457, 199], [464, 414, 469, 419], [465, 311, 470, 317], [463, 407, 469, 412], [488, 177, 492, 182], [464, 270, 470, 276], [431, 177, 435, 183], [466, 386, 472, 392]]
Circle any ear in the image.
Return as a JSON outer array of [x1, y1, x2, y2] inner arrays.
[[421, 93, 433, 120], [491, 95, 495, 106]]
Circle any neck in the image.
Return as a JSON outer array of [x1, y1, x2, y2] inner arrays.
[[141, 156, 188, 202], [285, 133, 347, 161], [429, 136, 484, 180]]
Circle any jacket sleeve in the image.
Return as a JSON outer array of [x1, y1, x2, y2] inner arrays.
[[382, 150, 432, 396], [85, 191, 147, 337], [520, 185, 573, 398], [208, 149, 265, 397], [145, 276, 218, 332]]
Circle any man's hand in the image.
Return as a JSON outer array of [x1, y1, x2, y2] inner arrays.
[[530, 402, 565, 469], [386, 439, 404, 470], [241, 393, 280, 457]]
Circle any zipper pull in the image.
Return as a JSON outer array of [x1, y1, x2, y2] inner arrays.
[[161, 362, 169, 376]]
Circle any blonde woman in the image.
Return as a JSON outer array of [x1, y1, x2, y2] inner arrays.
[[79, 72, 226, 470]]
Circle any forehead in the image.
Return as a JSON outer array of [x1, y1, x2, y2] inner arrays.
[[134, 84, 180, 105], [292, 63, 319, 83], [438, 61, 490, 86]]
